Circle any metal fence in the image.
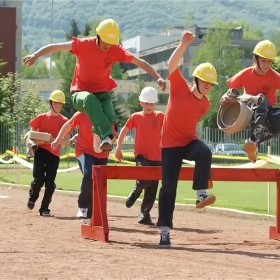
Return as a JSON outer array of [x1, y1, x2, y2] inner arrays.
[[1, 124, 280, 157], [0, 123, 76, 156]]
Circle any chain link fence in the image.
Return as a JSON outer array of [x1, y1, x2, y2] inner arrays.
[[1, 124, 280, 157]]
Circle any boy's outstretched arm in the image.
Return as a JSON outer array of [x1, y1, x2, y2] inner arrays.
[[130, 57, 166, 92], [51, 121, 71, 150], [168, 31, 195, 75], [23, 41, 72, 67]]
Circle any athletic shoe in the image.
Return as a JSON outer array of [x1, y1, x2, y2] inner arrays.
[[81, 218, 91, 225], [77, 208, 88, 219], [27, 200, 35, 210], [244, 139, 258, 163], [159, 232, 171, 248], [138, 213, 155, 226], [93, 134, 102, 153], [40, 210, 51, 217], [100, 136, 112, 152], [125, 190, 141, 208], [196, 193, 216, 209]]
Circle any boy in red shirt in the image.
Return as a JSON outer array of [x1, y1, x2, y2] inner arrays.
[[220, 40, 280, 162], [51, 112, 117, 221], [157, 31, 218, 247], [115, 87, 164, 225], [23, 19, 166, 154], [25, 90, 70, 216]]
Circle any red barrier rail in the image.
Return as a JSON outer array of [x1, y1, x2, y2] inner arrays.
[[81, 166, 280, 242]]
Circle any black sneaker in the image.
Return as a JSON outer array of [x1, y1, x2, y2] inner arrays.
[[40, 210, 51, 217], [196, 193, 216, 209], [27, 200, 35, 210], [138, 213, 155, 226], [125, 191, 140, 208], [159, 232, 171, 248]]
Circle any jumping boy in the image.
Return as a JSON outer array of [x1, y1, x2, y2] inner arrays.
[[157, 31, 218, 247], [25, 90, 70, 216], [220, 40, 280, 162], [23, 18, 166, 154], [115, 86, 164, 226]]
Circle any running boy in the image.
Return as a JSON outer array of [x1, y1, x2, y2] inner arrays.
[[157, 31, 218, 247], [115, 87, 164, 226], [51, 112, 117, 221], [26, 90, 70, 216], [23, 18, 166, 154], [220, 40, 280, 162]]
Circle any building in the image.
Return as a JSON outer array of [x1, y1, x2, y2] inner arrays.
[[21, 78, 170, 112], [123, 25, 259, 82], [0, 0, 22, 75]]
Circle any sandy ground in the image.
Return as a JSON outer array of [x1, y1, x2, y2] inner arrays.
[[1, 186, 280, 279]]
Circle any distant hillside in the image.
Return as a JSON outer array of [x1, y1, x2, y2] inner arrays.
[[23, 0, 280, 52]]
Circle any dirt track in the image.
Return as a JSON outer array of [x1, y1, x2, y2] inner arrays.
[[1, 186, 280, 279]]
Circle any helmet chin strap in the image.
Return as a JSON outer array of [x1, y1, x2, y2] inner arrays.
[[195, 77, 202, 95], [49, 100, 57, 113], [255, 55, 264, 73]]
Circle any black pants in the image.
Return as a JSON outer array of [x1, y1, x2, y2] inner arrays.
[[157, 140, 212, 228], [248, 95, 280, 143], [77, 153, 108, 218], [134, 154, 161, 216], [29, 147, 60, 214]]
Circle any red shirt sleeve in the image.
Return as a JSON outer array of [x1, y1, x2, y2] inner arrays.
[[29, 114, 42, 130], [116, 45, 134, 63], [168, 68, 189, 95], [125, 115, 135, 131]]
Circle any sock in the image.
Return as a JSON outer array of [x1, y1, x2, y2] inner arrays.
[[160, 226, 169, 234], [197, 189, 206, 199]]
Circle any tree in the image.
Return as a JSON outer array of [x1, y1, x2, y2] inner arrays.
[[52, 18, 82, 118], [269, 30, 280, 56], [0, 72, 21, 124], [125, 74, 146, 114], [192, 20, 243, 128], [15, 81, 49, 124], [111, 91, 127, 127], [21, 45, 49, 79], [65, 19, 81, 41], [272, 57, 280, 107]]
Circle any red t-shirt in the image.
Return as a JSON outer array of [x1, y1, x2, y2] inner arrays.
[[29, 112, 69, 157], [125, 111, 164, 161], [161, 68, 210, 148], [70, 36, 134, 93], [68, 112, 115, 159], [227, 66, 280, 107]]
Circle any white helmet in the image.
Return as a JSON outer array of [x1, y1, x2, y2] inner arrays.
[[139, 87, 158, 103]]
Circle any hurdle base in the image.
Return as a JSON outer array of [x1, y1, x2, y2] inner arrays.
[[81, 224, 109, 242], [269, 226, 280, 240]]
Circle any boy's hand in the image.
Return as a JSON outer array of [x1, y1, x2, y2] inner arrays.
[[157, 77, 166, 92], [51, 139, 59, 150], [181, 31, 196, 46], [22, 54, 36, 66], [115, 149, 124, 162]]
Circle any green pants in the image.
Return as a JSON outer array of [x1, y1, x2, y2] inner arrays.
[[71, 91, 115, 140]]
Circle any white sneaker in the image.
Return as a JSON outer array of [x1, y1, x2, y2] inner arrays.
[[244, 139, 258, 163], [93, 134, 102, 153], [100, 136, 112, 152], [77, 208, 88, 218]]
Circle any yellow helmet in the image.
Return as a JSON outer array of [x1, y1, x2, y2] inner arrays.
[[49, 90, 65, 103], [192, 62, 218, 85], [96, 19, 120, 45], [253, 40, 276, 60]]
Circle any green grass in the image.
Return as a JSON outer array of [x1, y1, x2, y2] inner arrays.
[[0, 163, 276, 215]]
